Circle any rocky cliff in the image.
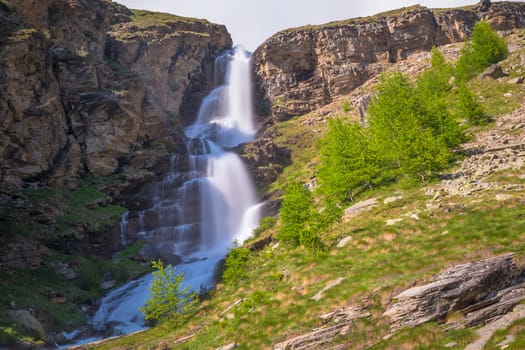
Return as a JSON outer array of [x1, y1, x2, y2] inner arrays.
[[252, 1, 525, 121], [0, 0, 232, 191]]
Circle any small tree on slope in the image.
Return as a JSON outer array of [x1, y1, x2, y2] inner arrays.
[[140, 259, 198, 326]]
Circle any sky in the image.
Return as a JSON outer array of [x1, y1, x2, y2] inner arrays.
[[115, 0, 516, 51]]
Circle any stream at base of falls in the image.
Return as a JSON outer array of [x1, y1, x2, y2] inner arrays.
[[59, 47, 261, 348]]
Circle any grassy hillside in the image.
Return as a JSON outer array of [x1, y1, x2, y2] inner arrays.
[[87, 29, 525, 350]]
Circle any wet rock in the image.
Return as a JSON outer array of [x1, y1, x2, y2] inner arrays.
[[237, 138, 292, 190]]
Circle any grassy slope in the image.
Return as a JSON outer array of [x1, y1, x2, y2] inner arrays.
[[91, 33, 525, 350]]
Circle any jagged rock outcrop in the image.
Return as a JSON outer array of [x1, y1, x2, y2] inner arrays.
[[235, 138, 292, 191], [0, 0, 232, 190], [384, 253, 525, 331], [253, 1, 525, 121], [274, 306, 371, 350]]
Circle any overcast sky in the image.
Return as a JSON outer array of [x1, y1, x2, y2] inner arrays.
[[115, 0, 514, 51]]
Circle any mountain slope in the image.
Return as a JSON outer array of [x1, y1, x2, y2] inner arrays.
[[83, 2, 525, 350]]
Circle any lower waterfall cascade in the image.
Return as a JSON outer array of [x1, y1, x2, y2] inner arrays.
[[61, 47, 262, 347]]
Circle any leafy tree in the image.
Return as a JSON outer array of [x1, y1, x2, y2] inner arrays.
[[140, 260, 198, 325], [456, 21, 508, 81], [277, 181, 315, 247], [317, 118, 377, 202], [456, 85, 489, 125]]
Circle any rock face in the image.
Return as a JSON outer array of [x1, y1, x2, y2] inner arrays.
[[253, 1, 525, 121], [384, 253, 525, 331], [0, 0, 232, 190]]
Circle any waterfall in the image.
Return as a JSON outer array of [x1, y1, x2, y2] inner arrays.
[[61, 47, 261, 347]]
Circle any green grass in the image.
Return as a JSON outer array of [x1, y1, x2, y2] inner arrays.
[[485, 318, 525, 349], [468, 78, 525, 117], [129, 9, 203, 28], [266, 114, 327, 193]]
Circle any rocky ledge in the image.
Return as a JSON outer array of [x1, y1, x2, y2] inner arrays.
[[384, 253, 525, 331], [252, 0, 525, 121]]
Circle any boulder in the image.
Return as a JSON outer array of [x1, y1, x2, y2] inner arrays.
[[481, 64, 508, 79], [8, 310, 47, 341], [343, 198, 377, 221], [384, 253, 525, 331]]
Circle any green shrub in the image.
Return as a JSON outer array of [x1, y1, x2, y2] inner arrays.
[[277, 182, 313, 246], [222, 247, 252, 285], [456, 85, 489, 125], [342, 100, 351, 113], [252, 216, 277, 237], [140, 260, 198, 325], [317, 118, 376, 202], [455, 21, 509, 82]]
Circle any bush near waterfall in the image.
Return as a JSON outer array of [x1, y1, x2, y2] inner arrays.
[[140, 260, 198, 325], [277, 182, 315, 247]]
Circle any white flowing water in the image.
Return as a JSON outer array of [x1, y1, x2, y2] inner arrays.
[[61, 47, 261, 348]]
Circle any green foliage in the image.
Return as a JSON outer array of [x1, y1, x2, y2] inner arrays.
[[222, 246, 252, 285], [368, 72, 453, 182], [342, 100, 351, 113], [277, 182, 314, 247], [252, 216, 277, 238], [317, 49, 473, 205], [317, 118, 376, 202], [140, 260, 198, 325], [415, 48, 466, 148], [456, 21, 509, 81], [457, 85, 489, 125]]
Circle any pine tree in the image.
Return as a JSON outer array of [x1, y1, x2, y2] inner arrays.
[[456, 21, 509, 81], [278, 182, 314, 247], [140, 260, 198, 326], [317, 118, 376, 202]]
